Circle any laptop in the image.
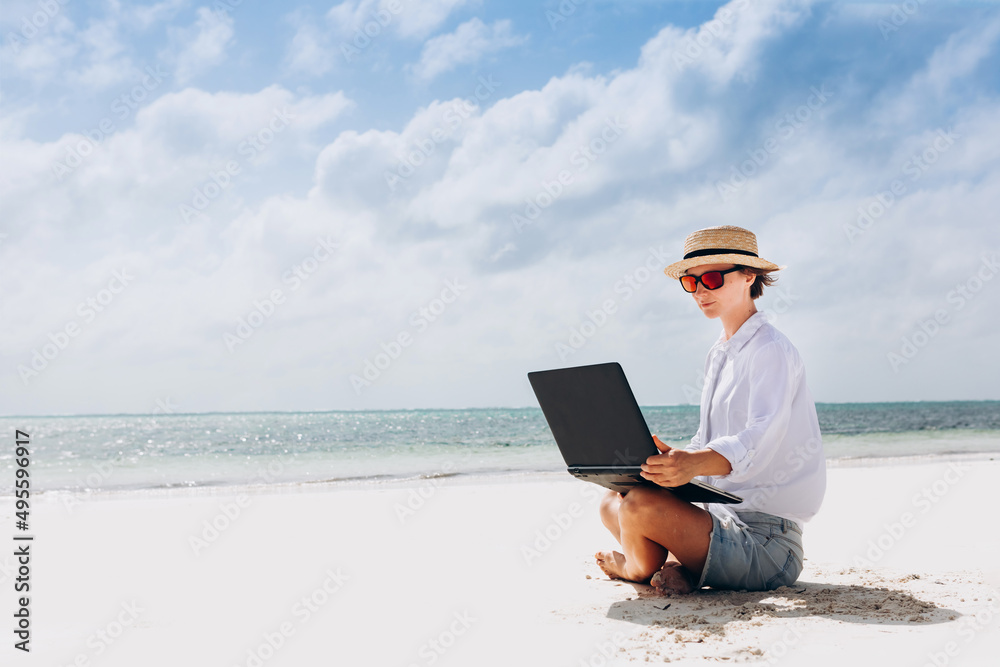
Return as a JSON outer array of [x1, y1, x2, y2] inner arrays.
[[527, 361, 742, 504]]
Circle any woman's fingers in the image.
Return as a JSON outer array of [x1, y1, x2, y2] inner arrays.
[[641, 471, 677, 487], [641, 449, 695, 488], [652, 434, 672, 452], [643, 449, 678, 471]]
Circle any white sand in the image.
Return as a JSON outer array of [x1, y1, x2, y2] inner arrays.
[[2, 457, 999, 666]]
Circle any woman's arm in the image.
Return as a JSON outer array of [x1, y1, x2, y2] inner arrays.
[[699, 340, 797, 484], [640, 434, 732, 487]]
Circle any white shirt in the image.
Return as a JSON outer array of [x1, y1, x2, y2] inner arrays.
[[684, 311, 826, 527]]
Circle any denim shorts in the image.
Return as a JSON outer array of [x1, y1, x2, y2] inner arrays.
[[695, 510, 804, 591]]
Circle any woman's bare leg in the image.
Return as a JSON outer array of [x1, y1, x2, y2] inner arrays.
[[598, 489, 624, 543], [594, 485, 713, 591]]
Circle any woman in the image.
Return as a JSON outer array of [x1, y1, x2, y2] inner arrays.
[[594, 225, 826, 593]]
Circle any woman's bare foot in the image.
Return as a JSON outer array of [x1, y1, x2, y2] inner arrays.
[[594, 550, 631, 580], [650, 560, 696, 595]]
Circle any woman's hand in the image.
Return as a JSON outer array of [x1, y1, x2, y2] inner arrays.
[[639, 435, 733, 487]]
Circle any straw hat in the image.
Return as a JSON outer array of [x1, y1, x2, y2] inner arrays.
[[663, 225, 782, 279]]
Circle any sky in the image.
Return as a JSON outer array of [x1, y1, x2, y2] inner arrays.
[[1, 0, 999, 416]]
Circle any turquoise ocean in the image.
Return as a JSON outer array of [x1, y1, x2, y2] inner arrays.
[[1, 402, 998, 494]]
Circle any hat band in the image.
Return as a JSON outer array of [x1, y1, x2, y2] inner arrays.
[[683, 248, 758, 260]]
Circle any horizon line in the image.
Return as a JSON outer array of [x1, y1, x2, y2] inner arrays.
[[3, 398, 999, 419]]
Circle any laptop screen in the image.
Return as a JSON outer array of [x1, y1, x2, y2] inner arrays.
[[527, 362, 658, 468]]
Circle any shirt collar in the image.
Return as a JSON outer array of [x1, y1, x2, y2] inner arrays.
[[713, 311, 769, 356]]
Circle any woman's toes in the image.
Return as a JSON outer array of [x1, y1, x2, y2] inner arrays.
[[651, 561, 696, 595], [595, 550, 628, 580]]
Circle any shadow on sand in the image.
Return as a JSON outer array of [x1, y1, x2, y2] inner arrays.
[[605, 578, 958, 627]]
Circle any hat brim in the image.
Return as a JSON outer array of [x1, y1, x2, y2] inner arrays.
[[663, 254, 782, 279]]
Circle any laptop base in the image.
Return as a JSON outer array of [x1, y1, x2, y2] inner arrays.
[[569, 466, 742, 504]]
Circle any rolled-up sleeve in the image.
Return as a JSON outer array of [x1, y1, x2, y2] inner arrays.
[[704, 341, 795, 482], [685, 426, 703, 452]]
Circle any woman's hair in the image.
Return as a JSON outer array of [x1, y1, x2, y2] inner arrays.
[[738, 265, 778, 300]]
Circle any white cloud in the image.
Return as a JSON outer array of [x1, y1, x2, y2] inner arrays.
[[124, 0, 189, 30], [162, 7, 235, 84], [73, 15, 133, 88], [0, 10, 139, 89], [0, 15, 79, 84], [1, 0, 188, 89], [284, 0, 473, 76], [285, 13, 336, 76], [3, 0, 1000, 414], [325, 0, 380, 34], [0, 85, 352, 260], [392, 0, 469, 39], [0, 85, 354, 417], [877, 14, 1000, 127], [325, 0, 469, 39], [410, 17, 526, 82]]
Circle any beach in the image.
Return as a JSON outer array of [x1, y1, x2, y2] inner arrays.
[[4, 0, 999, 663], [3, 455, 998, 666]]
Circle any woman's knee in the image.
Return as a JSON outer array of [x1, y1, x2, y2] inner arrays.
[[619, 485, 701, 527], [618, 485, 662, 523]]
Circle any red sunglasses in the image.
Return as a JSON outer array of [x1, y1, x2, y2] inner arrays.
[[680, 267, 742, 293]]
